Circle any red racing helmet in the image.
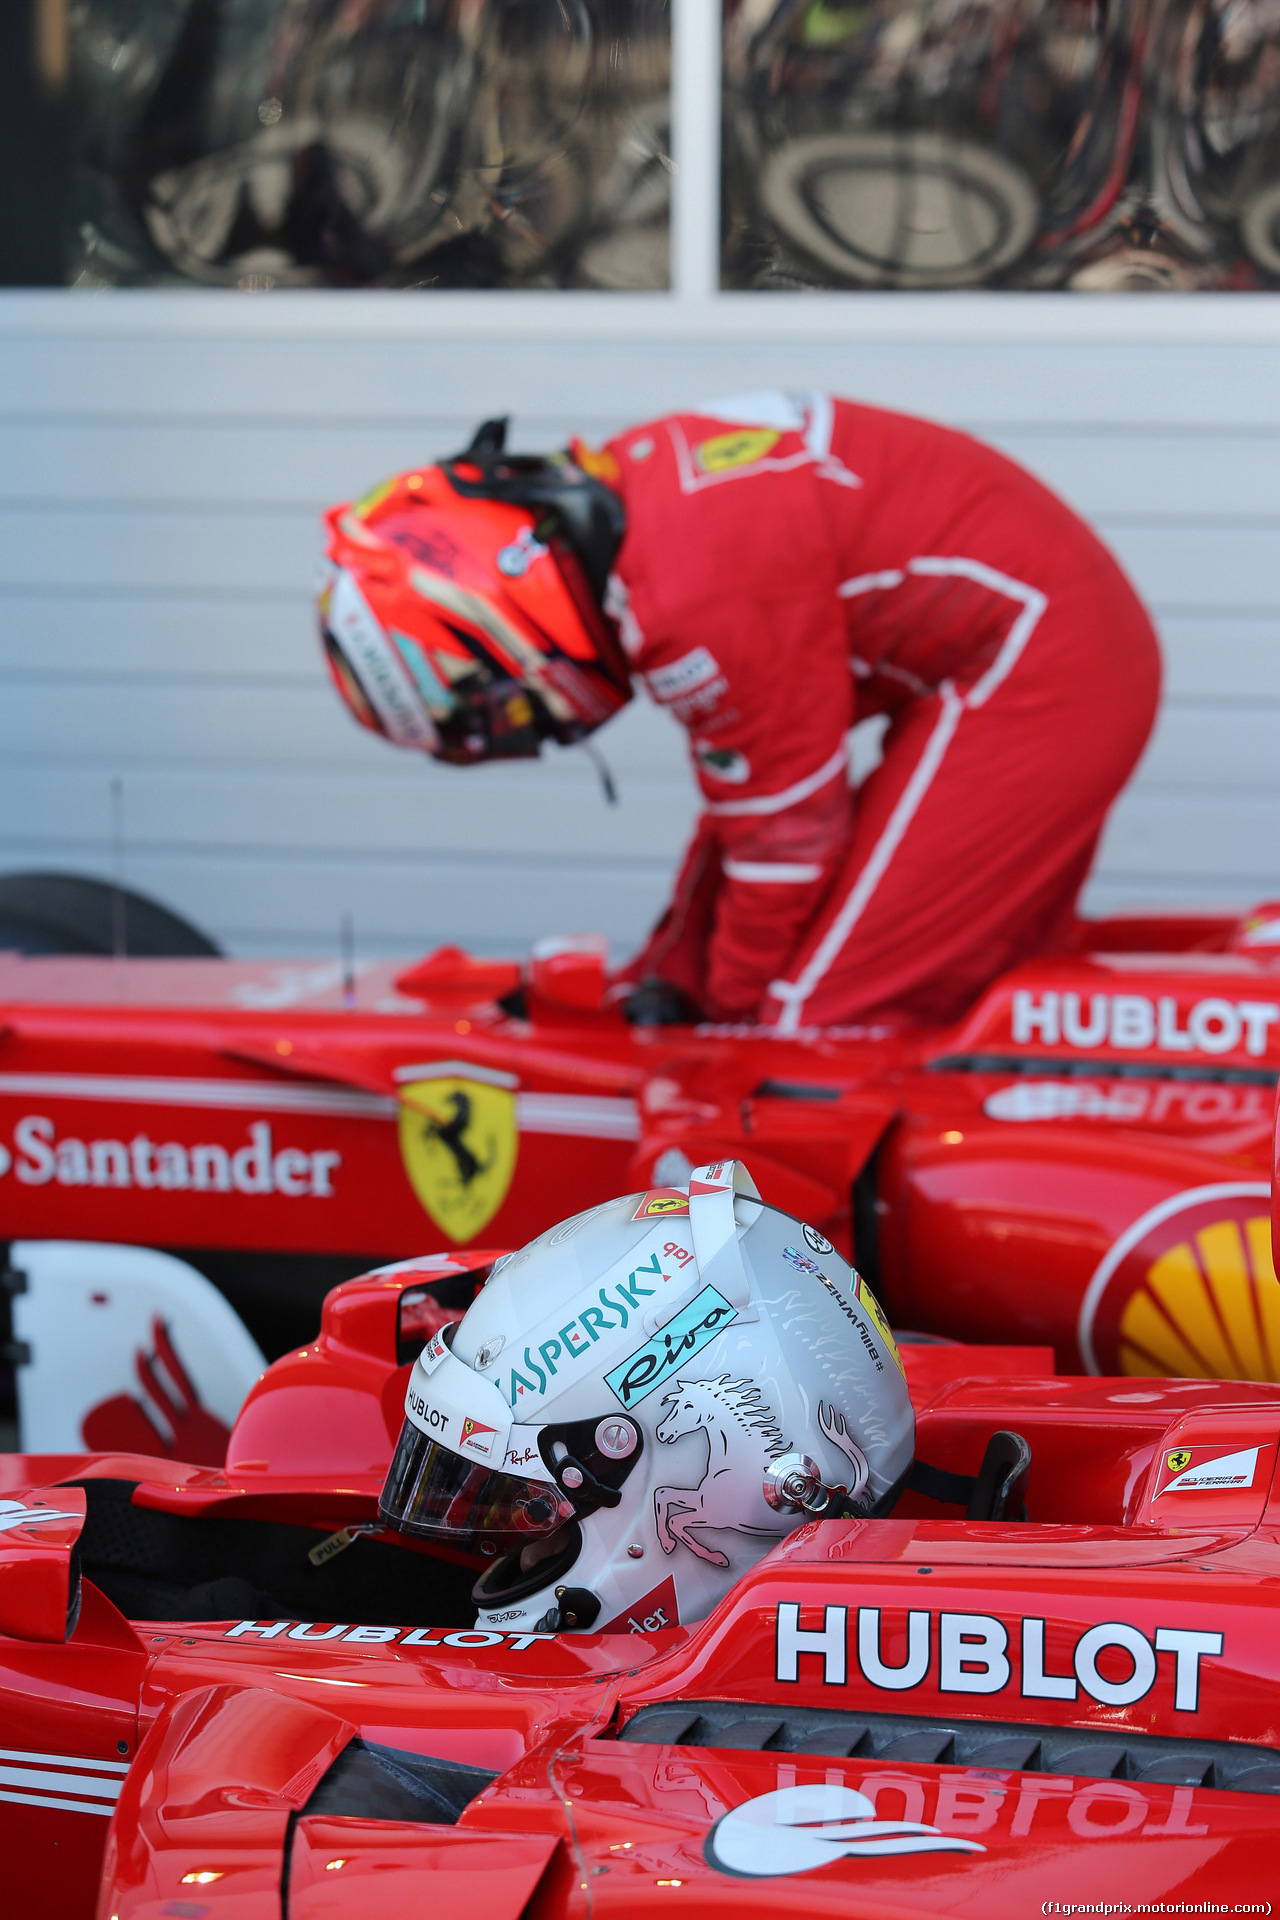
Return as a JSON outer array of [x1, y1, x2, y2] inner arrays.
[[319, 420, 631, 764]]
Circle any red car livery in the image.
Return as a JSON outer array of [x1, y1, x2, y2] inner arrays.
[[2, 911, 1279, 1394], [1, 1268, 1277, 1919]]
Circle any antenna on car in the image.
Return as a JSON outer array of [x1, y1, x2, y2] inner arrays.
[[110, 777, 126, 958], [341, 911, 356, 1008]]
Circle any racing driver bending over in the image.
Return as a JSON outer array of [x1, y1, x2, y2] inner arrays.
[[320, 393, 1160, 1031]]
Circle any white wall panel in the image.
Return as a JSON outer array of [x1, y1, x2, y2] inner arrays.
[[1, 291, 1278, 960], [1136, 707, 1280, 793], [987, 433, 1280, 520], [0, 675, 690, 776], [5, 423, 1277, 521], [2, 513, 1276, 614], [5, 598, 1278, 697], [0, 841, 678, 960], [0, 762, 696, 861], [8, 680, 1278, 797], [0, 595, 313, 678], [1096, 792, 1280, 881], [1, 295, 1277, 424], [1156, 617, 1280, 699], [1102, 524, 1279, 613], [0, 510, 318, 592]]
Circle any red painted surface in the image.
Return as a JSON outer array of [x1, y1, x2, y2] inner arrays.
[[0, 1485, 85, 1641], [98, 1684, 355, 1920], [0, 1578, 145, 1919], [0, 1303, 1274, 1916], [82, 1318, 231, 1465], [289, 1819, 561, 1919], [545, 1736, 1279, 1916], [0, 926, 1277, 1378]]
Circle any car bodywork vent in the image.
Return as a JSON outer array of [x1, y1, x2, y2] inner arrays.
[[302, 1739, 498, 1823], [927, 1052, 1277, 1086], [616, 1702, 1280, 1795]]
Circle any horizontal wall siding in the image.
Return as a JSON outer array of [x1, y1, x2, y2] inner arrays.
[[2, 510, 1276, 605], [3, 423, 1278, 516], [2, 293, 1278, 959]]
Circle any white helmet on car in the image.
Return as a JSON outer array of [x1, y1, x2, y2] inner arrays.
[[379, 1161, 915, 1633]]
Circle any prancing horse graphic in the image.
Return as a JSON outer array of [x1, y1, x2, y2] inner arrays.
[[423, 1089, 492, 1187], [397, 1073, 517, 1239]]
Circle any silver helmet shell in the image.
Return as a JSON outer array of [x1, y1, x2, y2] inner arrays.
[[379, 1161, 915, 1633]]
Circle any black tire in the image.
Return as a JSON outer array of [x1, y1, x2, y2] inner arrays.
[[0, 871, 220, 957]]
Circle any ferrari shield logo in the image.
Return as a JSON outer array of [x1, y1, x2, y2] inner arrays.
[[855, 1272, 906, 1378], [694, 428, 780, 474], [1166, 1449, 1193, 1474], [633, 1188, 690, 1220], [397, 1076, 517, 1241]]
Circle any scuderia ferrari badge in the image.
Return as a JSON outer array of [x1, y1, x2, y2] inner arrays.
[[396, 1064, 517, 1240], [1156, 1446, 1260, 1493]]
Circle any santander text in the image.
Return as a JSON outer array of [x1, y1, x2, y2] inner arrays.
[[9, 1115, 340, 1198]]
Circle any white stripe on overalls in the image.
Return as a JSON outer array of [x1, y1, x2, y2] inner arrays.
[[767, 555, 1048, 1035]]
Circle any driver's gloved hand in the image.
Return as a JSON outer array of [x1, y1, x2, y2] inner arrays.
[[619, 976, 701, 1026]]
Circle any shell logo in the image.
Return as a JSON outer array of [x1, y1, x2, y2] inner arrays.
[[1079, 1182, 1278, 1378]]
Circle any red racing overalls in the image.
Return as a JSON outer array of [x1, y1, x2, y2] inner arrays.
[[600, 393, 1161, 1032]]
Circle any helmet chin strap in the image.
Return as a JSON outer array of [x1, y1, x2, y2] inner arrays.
[[687, 1160, 761, 1309], [580, 738, 618, 805], [520, 1528, 571, 1576], [472, 1521, 585, 1615], [474, 1527, 604, 1634]]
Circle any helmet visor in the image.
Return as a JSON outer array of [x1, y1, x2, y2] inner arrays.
[[320, 567, 440, 752], [379, 1416, 571, 1543], [322, 627, 384, 736], [429, 675, 546, 764]]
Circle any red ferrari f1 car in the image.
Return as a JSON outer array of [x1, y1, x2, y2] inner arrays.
[[2, 901, 1280, 1454], [2, 1243, 1278, 1919]]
